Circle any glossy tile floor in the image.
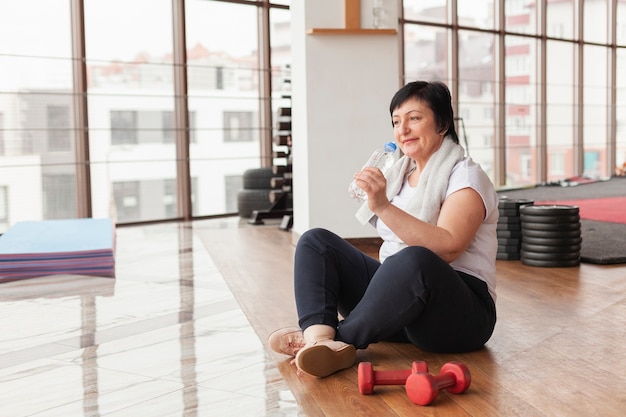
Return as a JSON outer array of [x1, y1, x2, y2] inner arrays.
[[0, 218, 302, 417]]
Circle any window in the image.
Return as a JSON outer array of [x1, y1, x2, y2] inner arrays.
[[111, 111, 138, 145], [113, 181, 140, 222], [0, 113, 4, 155], [0, 186, 7, 223], [224, 174, 243, 214], [0, 0, 289, 224], [47, 105, 71, 151], [164, 178, 176, 218], [223, 111, 254, 142], [550, 152, 565, 176], [521, 154, 532, 179], [43, 174, 76, 219]]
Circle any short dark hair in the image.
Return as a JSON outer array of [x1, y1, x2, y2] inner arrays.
[[389, 81, 459, 144]]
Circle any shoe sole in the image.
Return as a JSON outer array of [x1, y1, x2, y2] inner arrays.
[[296, 344, 356, 378]]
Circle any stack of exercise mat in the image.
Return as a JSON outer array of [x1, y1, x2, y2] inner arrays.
[[518, 204, 581, 267], [0, 218, 116, 282], [496, 198, 582, 267]]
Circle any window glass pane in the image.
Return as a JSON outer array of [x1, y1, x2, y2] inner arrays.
[[186, 0, 261, 217], [0, 0, 75, 232], [0, 186, 8, 231], [458, 30, 496, 183], [619, 1, 626, 46], [457, 0, 495, 30], [584, 0, 608, 44], [505, 0, 537, 35], [85, 0, 176, 223], [617, 49, 626, 173], [271, 7, 292, 96], [547, 0, 574, 39], [504, 35, 538, 186], [546, 40, 575, 181], [583, 45, 608, 177], [403, 0, 448, 24], [403, 25, 450, 85]]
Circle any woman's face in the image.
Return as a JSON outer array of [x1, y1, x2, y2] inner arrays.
[[392, 97, 445, 163]]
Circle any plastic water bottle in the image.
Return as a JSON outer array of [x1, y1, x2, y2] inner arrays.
[[348, 141, 398, 201]]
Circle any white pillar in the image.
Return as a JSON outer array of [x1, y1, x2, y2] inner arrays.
[[290, 0, 400, 239]]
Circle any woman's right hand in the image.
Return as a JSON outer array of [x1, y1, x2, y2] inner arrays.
[[353, 167, 390, 214]]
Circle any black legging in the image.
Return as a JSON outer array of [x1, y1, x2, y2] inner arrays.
[[294, 228, 496, 353]]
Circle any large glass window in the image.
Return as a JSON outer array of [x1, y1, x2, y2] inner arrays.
[[403, 0, 619, 186], [458, 30, 497, 182], [547, 0, 575, 40], [505, 0, 538, 35], [403, 0, 448, 24], [583, 45, 609, 177], [584, 0, 608, 44], [619, 1, 626, 46], [457, 0, 496, 30], [617, 49, 626, 173], [403, 25, 450, 85], [85, 0, 177, 223], [504, 35, 538, 186], [185, 0, 261, 217], [0, 0, 75, 232], [546, 40, 576, 180], [0, 0, 289, 228]]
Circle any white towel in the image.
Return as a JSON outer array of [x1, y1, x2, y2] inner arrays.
[[355, 137, 465, 226]]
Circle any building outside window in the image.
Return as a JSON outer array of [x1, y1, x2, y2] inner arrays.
[[111, 111, 138, 145], [47, 105, 71, 151]]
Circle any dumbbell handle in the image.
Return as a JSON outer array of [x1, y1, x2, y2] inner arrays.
[[371, 369, 411, 385], [358, 361, 428, 395]]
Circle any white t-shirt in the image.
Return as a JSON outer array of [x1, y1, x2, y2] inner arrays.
[[376, 157, 499, 302]]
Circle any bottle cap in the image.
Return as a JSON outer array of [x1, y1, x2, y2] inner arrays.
[[384, 142, 397, 152]]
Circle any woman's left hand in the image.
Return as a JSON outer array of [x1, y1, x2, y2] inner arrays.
[[353, 167, 390, 213]]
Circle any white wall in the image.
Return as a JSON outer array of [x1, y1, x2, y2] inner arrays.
[[291, 0, 400, 239]]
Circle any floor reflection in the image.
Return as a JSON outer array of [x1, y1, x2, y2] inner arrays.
[[0, 219, 300, 417]]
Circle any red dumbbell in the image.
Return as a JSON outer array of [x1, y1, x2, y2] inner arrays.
[[358, 361, 429, 395], [405, 361, 471, 406]]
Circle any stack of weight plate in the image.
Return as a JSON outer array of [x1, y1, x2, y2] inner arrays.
[[519, 205, 582, 267], [497, 198, 534, 260]]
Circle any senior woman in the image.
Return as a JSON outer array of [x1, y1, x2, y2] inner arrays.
[[269, 81, 498, 378]]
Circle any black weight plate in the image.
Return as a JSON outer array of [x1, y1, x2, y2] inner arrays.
[[521, 243, 581, 253], [520, 250, 580, 261], [499, 208, 519, 217], [498, 244, 521, 253], [497, 229, 522, 239], [521, 228, 581, 238], [521, 236, 582, 246], [497, 222, 522, 231], [498, 198, 534, 209], [497, 252, 521, 260], [521, 257, 580, 267], [519, 214, 580, 224], [520, 204, 579, 216], [498, 237, 521, 246], [521, 221, 581, 231], [498, 216, 521, 224]]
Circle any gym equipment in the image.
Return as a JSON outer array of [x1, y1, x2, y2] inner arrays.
[[358, 361, 428, 395], [519, 204, 581, 267], [496, 198, 534, 260], [405, 362, 471, 406]]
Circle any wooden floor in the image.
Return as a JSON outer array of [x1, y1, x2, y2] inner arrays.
[[1, 217, 625, 416]]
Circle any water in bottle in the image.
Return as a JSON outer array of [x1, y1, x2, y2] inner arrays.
[[348, 141, 398, 201]]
